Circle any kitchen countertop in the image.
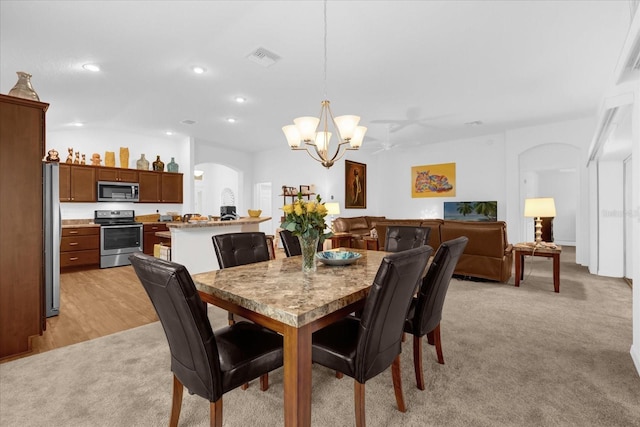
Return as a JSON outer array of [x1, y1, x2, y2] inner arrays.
[[167, 217, 271, 229], [61, 220, 98, 228]]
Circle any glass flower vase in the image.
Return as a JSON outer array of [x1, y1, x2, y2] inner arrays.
[[298, 235, 319, 273]]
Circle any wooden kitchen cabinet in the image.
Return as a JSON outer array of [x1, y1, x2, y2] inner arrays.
[[138, 171, 183, 203], [59, 164, 96, 202], [97, 167, 138, 183], [0, 94, 48, 360], [143, 223, 169, 255], [60, 226, 100, 269]]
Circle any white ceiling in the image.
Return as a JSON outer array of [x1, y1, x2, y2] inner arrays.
[[0, 1, 632, 154]]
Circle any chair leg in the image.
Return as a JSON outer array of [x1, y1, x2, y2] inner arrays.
[[336, 371, 343, 379], [354, 381, 366, 427], [432, 323, 444, 364], [169, 375, 184, 427], [241, 383, 249, 390], [426, 330, 435, 345], [412, 335, 425, 390], [228, 312, 235, 326], [210, 399, 222, 427], [391, 355, 406, 412], [260, 374, 269, 391]]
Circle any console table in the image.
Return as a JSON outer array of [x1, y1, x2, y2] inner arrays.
[[513, 243, 562, 293]]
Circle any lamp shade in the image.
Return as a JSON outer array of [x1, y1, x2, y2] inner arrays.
[[293, 116, 320, 142], [334, 115, 360, 140], [325, 202, 340, 215], [524, 197, 556, 218]]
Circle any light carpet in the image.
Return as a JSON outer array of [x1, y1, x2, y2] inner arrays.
[[1, 248, 639, 426]]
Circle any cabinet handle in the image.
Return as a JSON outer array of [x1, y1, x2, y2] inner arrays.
[[69, 242, 79, 246], [68, 231, 79, 234], [151, 226, 158, 230], [69, 257, 79, 261]]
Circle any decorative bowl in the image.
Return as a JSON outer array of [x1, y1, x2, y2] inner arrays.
[[316, 251, 362, 266], [248, 209, 262, 217]]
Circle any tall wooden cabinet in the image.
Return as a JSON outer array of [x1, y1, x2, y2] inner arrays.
[[0, 94, 48, 360]]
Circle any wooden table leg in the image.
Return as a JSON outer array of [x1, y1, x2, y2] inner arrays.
[[283, 323, 313, 427], [514, 251, 522, 287], [553, 253, 560, 293]]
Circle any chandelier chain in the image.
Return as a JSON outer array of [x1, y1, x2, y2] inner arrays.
[[323, 0, 328, 100]]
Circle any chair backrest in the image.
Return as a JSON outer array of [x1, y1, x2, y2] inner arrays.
[[384, 225, 431, 252], [356, 245, 433, 382], [128, 252, 222, 402], [413, 236, 468, 336], [212, 232, 270, 268], [279, 229, 323, 257]]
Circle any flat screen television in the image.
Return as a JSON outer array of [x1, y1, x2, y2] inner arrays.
[[443, 201, 497, 222]]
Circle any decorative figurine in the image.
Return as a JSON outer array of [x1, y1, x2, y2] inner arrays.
[[66, 148, 73, 163], [81, 154, 86, 165], [73, 152, 80, 164], [91, 153, 102, 166], [46, 149, 60, 162]]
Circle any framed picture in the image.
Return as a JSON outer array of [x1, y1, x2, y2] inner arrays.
[[345, 160, 366, 209], [444, 201, 497, 221], [411, 162, 456, 198]]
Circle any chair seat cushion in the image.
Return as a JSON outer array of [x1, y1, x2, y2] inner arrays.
[[312, 317, 360, 378], [216, 321, 284, 392]]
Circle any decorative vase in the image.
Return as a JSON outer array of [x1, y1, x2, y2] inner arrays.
[[153, 155, 164, 171], [136, 154, 149, 170], [119, 147, 129, 168], [105, 151, 116, 167], [298, 235, 319, 273], [167, 157, 179, 172], [8, 71, 40, 101]]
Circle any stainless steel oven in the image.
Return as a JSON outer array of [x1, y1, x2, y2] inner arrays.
[[95, 210, 143, 268]]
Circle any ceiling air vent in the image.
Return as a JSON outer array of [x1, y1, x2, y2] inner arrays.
[[180, 119, 196, 125], [247, 47, 280, 68]]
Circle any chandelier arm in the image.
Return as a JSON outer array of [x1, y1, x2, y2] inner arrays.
[[302, 143, 326, 164]]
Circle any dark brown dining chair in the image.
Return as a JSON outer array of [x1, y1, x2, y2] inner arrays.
[[279, 229, 323, 257], [312, 245, 433, 426], [404, 236, 468, 390], [384, 225, 431, 252], [212, 232, 271, 325], [128, 252, 283, 427]]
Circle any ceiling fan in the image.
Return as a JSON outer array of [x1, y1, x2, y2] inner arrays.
[[370, 107, 448, 133], [371, 125, 399, 155]]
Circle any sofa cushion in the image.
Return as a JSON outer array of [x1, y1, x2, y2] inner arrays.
[[440, 221, 509, 258]]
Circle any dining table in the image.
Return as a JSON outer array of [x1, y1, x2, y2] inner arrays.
[[192, 248, 389, 427]]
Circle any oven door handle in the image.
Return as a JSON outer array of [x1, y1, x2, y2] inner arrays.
[[100, 224, 143, 229]]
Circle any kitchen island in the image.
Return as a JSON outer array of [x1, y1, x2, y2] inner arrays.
[[166, 217, 271, 274]]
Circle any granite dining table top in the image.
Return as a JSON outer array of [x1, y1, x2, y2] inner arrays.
[[192, 249, 389, 328]]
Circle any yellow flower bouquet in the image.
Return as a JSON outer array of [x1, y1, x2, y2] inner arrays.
[[280, 193, 333, 243]]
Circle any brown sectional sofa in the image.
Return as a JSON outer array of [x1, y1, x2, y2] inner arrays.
[[332, 216, 386, 248], [334, 216, 513, 282]]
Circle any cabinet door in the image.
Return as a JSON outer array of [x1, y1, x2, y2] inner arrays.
[[119, 169, 139, 183], [143, 223, 169, 254], [139, 171, 161, 202], [70, 165, 96, 202], [59, 164, 72, 201], [161, 173, 183, 203], [97, 167, 118, 182]]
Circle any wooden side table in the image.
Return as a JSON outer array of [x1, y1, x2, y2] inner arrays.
[[363, 236, 379, 251], [330, 232, 353, 249], [513, 243, 562, 293]]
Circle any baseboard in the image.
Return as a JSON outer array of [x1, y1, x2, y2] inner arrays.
[[631, 344, 640, 377]]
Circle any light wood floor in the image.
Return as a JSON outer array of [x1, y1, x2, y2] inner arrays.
[[1, 265, 158, 364]]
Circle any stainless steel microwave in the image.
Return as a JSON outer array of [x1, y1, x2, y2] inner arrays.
[[97, 181, 140, 202]]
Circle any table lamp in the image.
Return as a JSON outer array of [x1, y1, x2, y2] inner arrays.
[[325, 202, 340, 231], [524, 197, 556, 246]]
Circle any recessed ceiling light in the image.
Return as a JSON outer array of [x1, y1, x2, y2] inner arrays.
[[82, 63, 100, 72], [226, 117, 237, 123], [234, 96, 246, 103], [165, 131, 174, 136], [192, 66, 206, 74], [71, 122, 84, 127], [464, 120, 483, 126], [180, 119, 196, 125]]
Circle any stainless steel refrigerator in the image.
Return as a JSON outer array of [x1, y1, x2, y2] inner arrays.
[[43, 162, 60, 317]]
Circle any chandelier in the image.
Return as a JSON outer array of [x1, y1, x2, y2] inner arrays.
[[282, 0, 366, 169]]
